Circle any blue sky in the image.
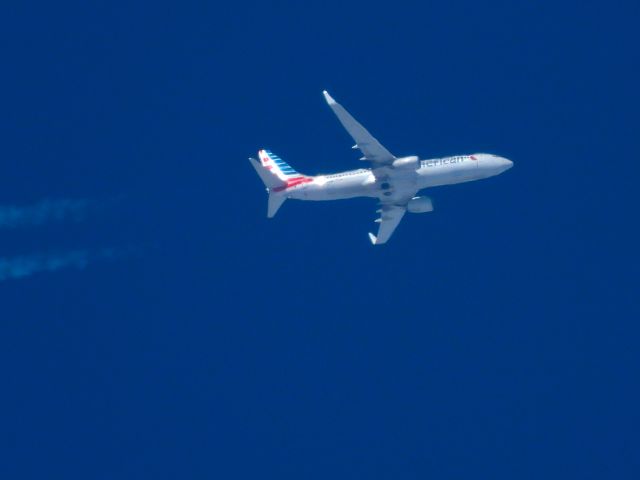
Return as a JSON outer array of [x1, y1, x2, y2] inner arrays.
[[1, 1, 638, 478]]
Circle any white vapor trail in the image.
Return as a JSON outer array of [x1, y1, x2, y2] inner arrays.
[[0, 247, 125, 282], [0, 198, 90, 229]]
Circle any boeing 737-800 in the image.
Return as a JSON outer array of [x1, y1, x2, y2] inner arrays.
[[250, 91, 513, 244]]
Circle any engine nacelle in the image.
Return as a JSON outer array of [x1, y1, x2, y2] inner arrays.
[[407, 196, 434, 213], [392, 155, 419, 170]]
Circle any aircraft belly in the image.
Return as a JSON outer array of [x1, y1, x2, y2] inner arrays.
[[419, 164, 480, 187], [290, 179, 375, 201], [326, 176, 373, 199], [323, 183, 374, 200]]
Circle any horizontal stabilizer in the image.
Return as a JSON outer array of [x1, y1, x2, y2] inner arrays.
[[249, 156, 288, 218], [268, 193, 286, 218]]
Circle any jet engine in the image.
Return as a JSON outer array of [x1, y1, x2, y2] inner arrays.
[[407, 196, 434, 213], [392, 155, 419, 170]]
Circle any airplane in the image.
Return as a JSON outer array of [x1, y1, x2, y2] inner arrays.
[[249, 91, 513, 245]]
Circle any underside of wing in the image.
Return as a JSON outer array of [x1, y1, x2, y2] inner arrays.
[[369, 205, 406, 245], [323, 91, 396, 165]]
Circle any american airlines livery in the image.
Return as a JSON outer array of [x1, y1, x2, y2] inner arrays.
[[250, 91, 513, 245]]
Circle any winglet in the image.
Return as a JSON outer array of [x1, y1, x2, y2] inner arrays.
[[322, 90, 336, 105], [368, 232, 378, 245]]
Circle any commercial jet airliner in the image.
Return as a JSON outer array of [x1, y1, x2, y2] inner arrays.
[[250, 91, 513, 244]]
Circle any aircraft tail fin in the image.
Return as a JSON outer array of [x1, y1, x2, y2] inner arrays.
[[250, 149, 311, 218], [249, 156, 285, 189], [249, 157, 287, 217], [256, 149, 304, 182], [249, 149, 307, 187]]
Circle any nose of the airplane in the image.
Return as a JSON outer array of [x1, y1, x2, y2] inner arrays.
[[500, 157, 513, 171], [476, 154, 513, 176], [489, 156, 513, 173]]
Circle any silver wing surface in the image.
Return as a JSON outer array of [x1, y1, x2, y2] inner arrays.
[[323, 91, 396, 165], [369, 205, 406, 245], [369, 186, 419, 245], [323, 90, 418, 245]]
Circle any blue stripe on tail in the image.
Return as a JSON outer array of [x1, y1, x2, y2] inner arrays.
[[265, 150, 298, 175]]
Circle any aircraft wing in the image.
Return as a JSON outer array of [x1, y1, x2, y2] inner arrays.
[[368, 186, 420, 245], [323, 91, 396, 165], [369, 205, 406, 245]]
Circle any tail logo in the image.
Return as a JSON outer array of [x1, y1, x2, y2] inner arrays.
[[259, 149, 312, 191]]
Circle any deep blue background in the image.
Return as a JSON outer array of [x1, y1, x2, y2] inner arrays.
[[1, 1, 638, 478]]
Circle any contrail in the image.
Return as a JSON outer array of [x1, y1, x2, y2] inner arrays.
[[0, 198, 90, 229], [0, 247, 128, 282]]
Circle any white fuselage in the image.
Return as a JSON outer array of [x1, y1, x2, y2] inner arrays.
[[284, 153, 513, 203]]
